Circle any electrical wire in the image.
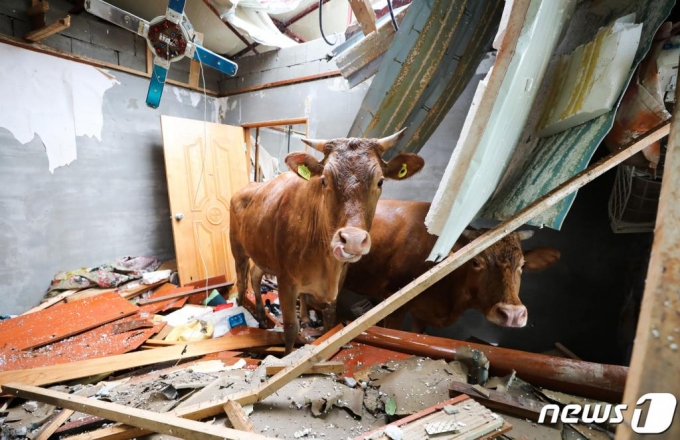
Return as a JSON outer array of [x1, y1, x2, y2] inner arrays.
[[319, 0, 337, 46], [387, 0, 399, 31]]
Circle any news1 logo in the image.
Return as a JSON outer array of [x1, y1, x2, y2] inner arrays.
[[538, 393, 677, 434]]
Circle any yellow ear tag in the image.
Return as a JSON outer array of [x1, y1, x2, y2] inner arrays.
[[398, 163, 408, 178], [298, 164, 311, 181]]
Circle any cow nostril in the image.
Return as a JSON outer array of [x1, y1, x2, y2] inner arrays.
[[340, 233, 347, 244], [361, 235, 368, 245], [497, 308, 510, 322]]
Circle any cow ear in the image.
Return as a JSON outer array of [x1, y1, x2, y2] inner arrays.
[[285, 152, 323, 180], [523, 247, 560, 272], [383, 154, 425, 180]]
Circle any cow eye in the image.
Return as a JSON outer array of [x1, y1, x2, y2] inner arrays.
[[378, 178, 385, 188], [471, 258, 481, 269], [321, 176, 327, 188]]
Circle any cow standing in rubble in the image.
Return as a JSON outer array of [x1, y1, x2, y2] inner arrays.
[[229, 132, 424, 353], [342, 199, 561, 332]]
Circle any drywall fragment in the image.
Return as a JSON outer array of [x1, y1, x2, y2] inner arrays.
[[0, 43, 117, 173], [536, 14, 642, 137]]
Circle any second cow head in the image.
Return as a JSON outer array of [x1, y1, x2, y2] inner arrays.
[[285, 129, 424, 263], [460, 229, 560, 328]]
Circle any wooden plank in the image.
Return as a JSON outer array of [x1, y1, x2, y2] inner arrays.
[[356, 395, 470, 439], [617, 73, 680, 440], [223, 400, 256, 433], [222, 71, 342, 97], [34, 408, 74, 440], [161, 116, 248, 287], [356, 326, 627, 402], [22, 289, 81, 314], [244, 127, 252, 178], [4, 383, 275, 440], [0, 292, 138, 351], [25, 16, 70, 42], [0, 316, 162, 372], [448, 381, 547, 421], [137, 283, 196, 313], [349, 0, 377, 35], [118, 279, 167, 300], [0, 331, 283, 389], [265, 361, 344, 376], [77, 123, 668, 439], [137, 281, 234, 306], [241, 117, 309, 129], [188, 32, 204, 88]]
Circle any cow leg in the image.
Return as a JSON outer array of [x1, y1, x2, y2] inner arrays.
[[299, 294, 310, 328], [279, 281, 300, 355], [249, 264, 267, 327], [230, 239, 250, 309], [322, 300, 337, 333], [410, 317, 427, 334], [383, 307, 408, 331]]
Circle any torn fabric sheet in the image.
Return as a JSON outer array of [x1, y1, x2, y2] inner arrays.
[[0, 43, 117, 173]]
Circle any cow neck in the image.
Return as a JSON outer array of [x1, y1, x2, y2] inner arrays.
[[442, 264, 474, 313]]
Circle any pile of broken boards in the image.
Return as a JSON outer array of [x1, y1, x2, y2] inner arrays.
[[0, 261, 619, 440]]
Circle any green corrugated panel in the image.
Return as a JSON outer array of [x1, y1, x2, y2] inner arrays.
[[481, 0, 674, 229], [348, 0, 502, 158]]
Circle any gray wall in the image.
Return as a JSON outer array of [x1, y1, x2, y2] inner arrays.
[[0, 68, 219, 315]]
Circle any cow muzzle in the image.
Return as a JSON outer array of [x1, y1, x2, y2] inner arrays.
[[488, 304, 528, 328], [331, 227, 371, 263]]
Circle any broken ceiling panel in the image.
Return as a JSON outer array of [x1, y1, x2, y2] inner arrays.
[[480, 0, 674, 229], [426, 0, 576, 261], [332, 6, 409, 88], [211, 1, 298, 48], [348, 0, 503, 162]]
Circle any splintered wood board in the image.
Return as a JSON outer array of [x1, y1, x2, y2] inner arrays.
[[0, 315, 163, 371], [0, 329, 284, 388], [355, 396, 511, 440], [139, 283, 192, 314], [0, 292, 138, 350]]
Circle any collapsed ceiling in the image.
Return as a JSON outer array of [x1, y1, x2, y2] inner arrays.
[[106, 0, 355, 58]]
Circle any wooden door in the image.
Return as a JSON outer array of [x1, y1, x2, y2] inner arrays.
[[161, 115, 248, 286]]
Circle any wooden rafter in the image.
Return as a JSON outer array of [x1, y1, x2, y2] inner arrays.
[[25, 15, 70, 43], [349, 0, 377, 35]]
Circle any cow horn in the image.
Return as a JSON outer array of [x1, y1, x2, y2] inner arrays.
[[517, 230, 534, 240], [301, 138, 327, 153], [376, 128, 408, 153]]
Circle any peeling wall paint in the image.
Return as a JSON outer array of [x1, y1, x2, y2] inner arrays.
[[0, 42, 117, 173]]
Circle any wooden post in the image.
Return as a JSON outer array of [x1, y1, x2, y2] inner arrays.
[[349, 0, 377, 35], [244, 127, 252, 179], [75, 123, 670, 440], [34, 409, 75, 440], [188, 32, 205, 88], [616, 88, 680, 438], [254, 128, 260, 182]]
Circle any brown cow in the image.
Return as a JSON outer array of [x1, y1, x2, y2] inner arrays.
[[230, 133, 424, 353], [341, 199, 560, 332]]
